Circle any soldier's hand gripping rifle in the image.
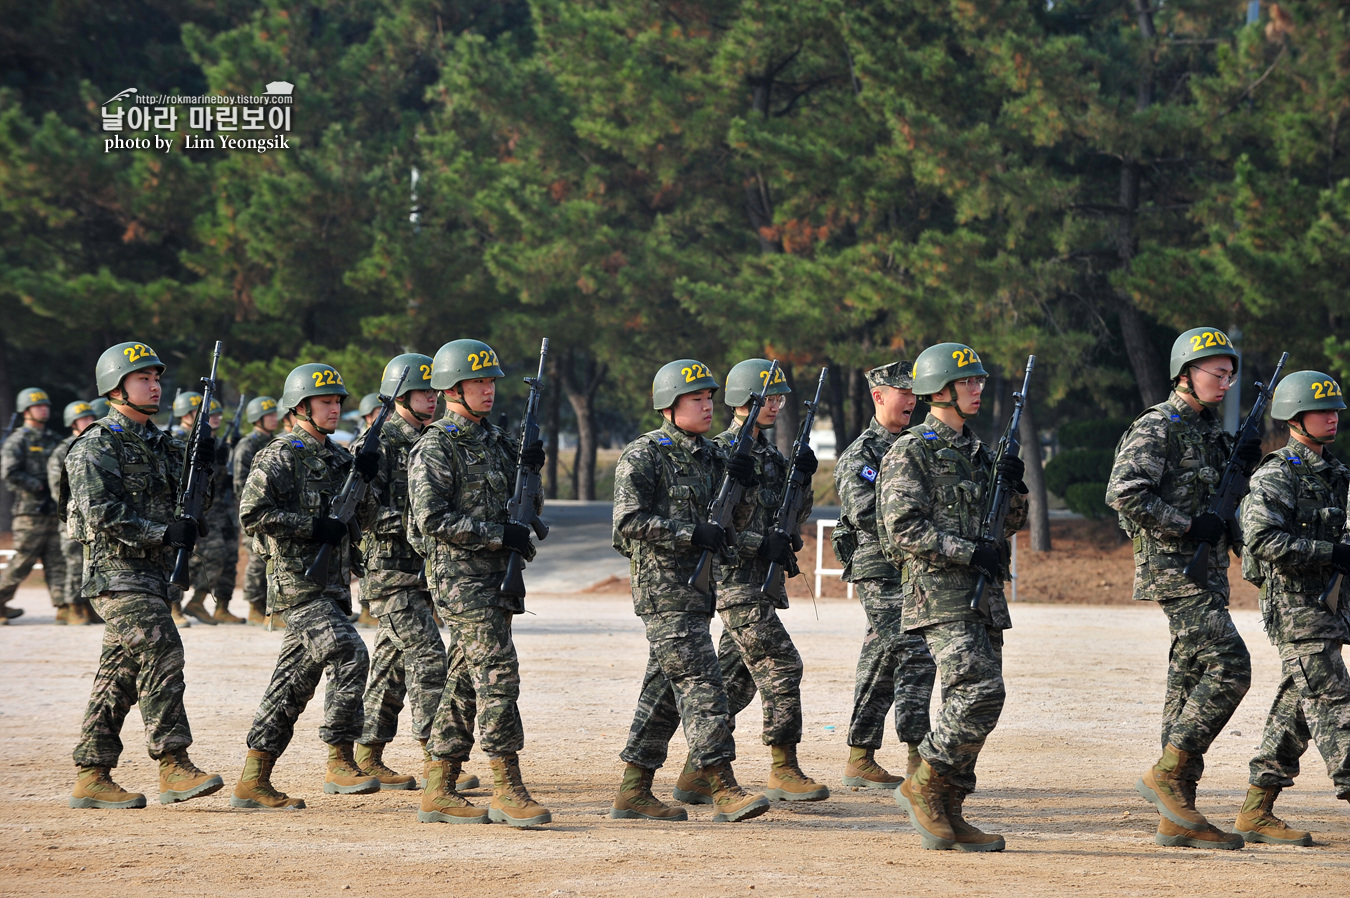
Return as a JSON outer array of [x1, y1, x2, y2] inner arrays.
[[304, 366, 409, 585], [761, 366, 827, 594], [500, 338, 551, 599], [689, 360, 779, 606], [1183, 351, 1289, 586], [970, 355, 1035, 614], [170, 341, 223, 589]]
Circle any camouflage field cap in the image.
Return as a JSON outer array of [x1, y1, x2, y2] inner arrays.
[[866, 361, 914, 390]]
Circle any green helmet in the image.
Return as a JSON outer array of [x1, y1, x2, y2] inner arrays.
[[1170, 327, 1238, 380], [246, 395, 278, 423], [430, 339, 504, 391], [912, 343, 988, 397], [95, 341, 165, 396], [382, 353, 434, 397], [652, 359, 720, 410], [88, 398, 111, 419], [62, 400, 94, 428], [15, 388, 51, 413], [723, 359, 789, 408], [279, 363, 349, 412], [358, 393, 382, 416], [173, 391, 205, 418], [1270, 370, 1346, 421]]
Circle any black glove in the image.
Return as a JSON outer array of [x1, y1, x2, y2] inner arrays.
[[791, 531, 804, 553], [1234, 435, 1263, 475], [502, 522, 533, 554], [193, 436, 214, 472], [970, 541, 1002, 578], [757, 531, 796, 567], [354, 448, 380, 483], [692, 522, 727, 551], [215, 441, 231, 466], [519, 439, 546, 470], [996, 454, 1025, 485], [164, 519, 198, 551], [311, 516, 347, 546], [726, 454, 757, 488], [1188, 512, 1227, 546], [1331, 543, 1350, 575], [793, 446, 818, 478]]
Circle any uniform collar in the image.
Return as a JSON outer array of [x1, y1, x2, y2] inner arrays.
[[1283, 436, 1330, 472], [286, 423, 330, 452], [661, 418, 707, 454], [442, 409, 488, 438], [108, 407, 159, 441], [868, 416, 900, 446], [920, 411, 977, 450], [1166, 391, 1217, 426], [385, 412, 421, 441]]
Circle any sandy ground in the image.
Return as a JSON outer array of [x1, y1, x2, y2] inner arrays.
[[2, 579, 1349, 898]]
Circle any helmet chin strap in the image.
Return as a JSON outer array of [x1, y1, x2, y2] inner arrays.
[[295, 399, 336, 435], [927, 396, 978, 420], [447, 386, 489, 419], [1290, 419, 1335, 445], [109, 394, 160, 416], [398, 395, 433, 422]]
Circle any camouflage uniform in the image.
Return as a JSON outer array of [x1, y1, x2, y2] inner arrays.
[[877, 413, 1027, 793], [1107, 392, 1251, 784], [709, 426, 811, 747], [408, 409, 537, 762], [47, 433, 86, 607], [62, 409, 194, 765], [360, 413, 447, 746], [612, 419, 752, 770], [238, 426, 373, 756], [1240, 438, 1350, 799], [169, 427, 237, 614], [834, 417, 937, 750], [232, 427, 272, 616], [0, 424, 67, 609]]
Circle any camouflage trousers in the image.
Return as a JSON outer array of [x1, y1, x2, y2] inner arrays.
[[717, 601, 804, 746], [360, 588, 447, 745], [73, 591, 192, 767], [242, 545, 267, 614], [1157, 591, 1252, 783], [0, 513, 66, 607], [1249, 641, 1350, 799], [246, 596, 369, 756], [847, 579, 937, 749], [427, 590, 523, 761], [622, 610, 735, 771], [916, 620, 1005, 794], [61, 533, 84, 608]]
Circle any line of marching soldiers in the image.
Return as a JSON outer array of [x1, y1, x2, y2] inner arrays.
[[13, 327, 1347, 850]]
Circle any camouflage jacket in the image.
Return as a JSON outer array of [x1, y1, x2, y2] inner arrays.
[[1106, 391, 1237, 601], [61, 409, 185, 599], [1239, 438, 1350, 655], [710, 424, 811, 608], [361, 413, 428, 612], [1, 424, 61, 516], [232, 428, 271, 552], [834, 417, 903, 584], [239, 425, 372, 613], [407, 409, 536, 613], [612, 418, 753, 615], [877, 413, 1026, 630], [46, 433, 77, 500]]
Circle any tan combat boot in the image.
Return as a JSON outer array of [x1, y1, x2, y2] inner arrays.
[[896, 759, 955, 849], [766, 745, 829, 801], [67, 603, 93, 626], [673, 756, 713, 804], [946, 783, 1005, 852], [212, 601, 245, 625], [70, 766, 146, 809], [247, 601, 267, 626], [1234, 785, 1312, 846], [356, 605, 379, 628], [1155, 817, 1244, 849], [418, 759, 488, 824], [323, 743, 380, 794], [54, 605, 70, 625], [906, 744, 922, 779], [610, 763, 688, 821], [182, 593, 217, 625], [158, 748, 224, 804], [230, 748, 305, 809], [703, 763, 771, 823], [1136, 744, 1208, 828], [843, 746, 902, 789], [354, 742, 417, 790], [488, 754, 552, 827], [169, 600, 192, 629], [417, 739, 479, 790]]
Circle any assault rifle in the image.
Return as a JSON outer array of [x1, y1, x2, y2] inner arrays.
[[304, 366, 409, 585], [171, 341, 223, 588], [500, 338, 551, 600], [970, 355, 1035, 614], [761, 366, 827, 595], [226, 395, 246, 447], [1, 411, 18, 443], [689, 360, 779, 606], [1183, 351, 1289, 586]]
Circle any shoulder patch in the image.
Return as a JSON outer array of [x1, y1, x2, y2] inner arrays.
[[655, 434, 673, 446], [291, 439, 304, 448], [1169, 413, 1181, 422], [1285, 453, 1302, 466], [442, 422, 459, 435], [859, 465, 878, 483], [922, 430, 938, 441], [108, 423, 123, 432]]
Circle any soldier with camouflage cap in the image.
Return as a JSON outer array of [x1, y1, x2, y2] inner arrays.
[[1233, 370, 1350, 845], [1106, 326, 1262, 850], [878, 342, 1027, 852], [834, 361, 937, 790], [232, 396, 280, 626], [46, 400, 99, 625], [0, 386, 66, 621], [64, 341, 223, 809], [408, 339, 551, 827], [232, 362, 382, 809], [610, 358, 771, 824]]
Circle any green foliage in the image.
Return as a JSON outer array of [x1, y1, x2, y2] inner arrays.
[[1065, 482, 1111, 520], [1043, 449, 1113, 499], [1058, 419, 1133, 452]]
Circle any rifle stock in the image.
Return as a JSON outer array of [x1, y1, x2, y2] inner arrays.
[[171, 341, 223, 589], [761, 367, 827, 594], [501, 338, 551, 600], [971, 355, 1035, 613]]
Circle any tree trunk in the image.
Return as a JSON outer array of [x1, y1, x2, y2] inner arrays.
[[850, 366, 869, 440], [827, 360, 849, 460], [544, 353, 561, 500], [1018, 399, 1052, 552], [561, 350, 606, 501]]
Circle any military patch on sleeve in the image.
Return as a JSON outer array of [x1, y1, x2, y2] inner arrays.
[[1285, 454, 1302, 466], [1169, 413, 1181, 422], [291, 439, 304, 448], [859, 465, 877, 482], [108, 423, 123, 432], [442, 423, 459, 435], [922, 431, 938, 441], [655, 434, 673, 446]]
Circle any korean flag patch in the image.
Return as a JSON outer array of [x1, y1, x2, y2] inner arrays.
[[859, 465, 878, 483]]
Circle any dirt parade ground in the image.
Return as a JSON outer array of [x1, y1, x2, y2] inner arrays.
[[2, 573, 1348, 898]]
